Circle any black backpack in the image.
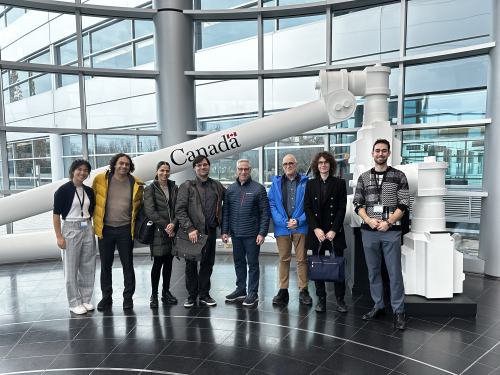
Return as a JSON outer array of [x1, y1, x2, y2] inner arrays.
[[134, 192, 156, 245]]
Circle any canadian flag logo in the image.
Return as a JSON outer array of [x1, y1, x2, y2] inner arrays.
[[226, 132, 237, 139]]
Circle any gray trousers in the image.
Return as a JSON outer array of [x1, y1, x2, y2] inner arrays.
[[360, 229, 405, 313], [62, 220, 97, 308]]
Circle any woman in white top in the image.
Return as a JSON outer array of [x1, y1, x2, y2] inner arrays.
[[53, 159, 96, 314]]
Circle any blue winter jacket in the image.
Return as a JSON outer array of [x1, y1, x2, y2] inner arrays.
[[221, 177, 271, 237], [268, 174, 310, 236]]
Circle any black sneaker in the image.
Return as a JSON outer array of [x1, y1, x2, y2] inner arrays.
[[272, 289, 289, 304], [394, 312, 406, 330], [242, 293, 259, 307], [97, 297, 112, 310], [315, 296, 326, 312], [161, 290, 178, 305], [123, 297, 133, 309], [299, 289, 313, 305], [362, 308, 386, 321], [225, 289, 247, 302], [183, 295, 197, 308], [150, 294, 159, 309], [336, 298, 348, 313], [199, 295, 217, 306]]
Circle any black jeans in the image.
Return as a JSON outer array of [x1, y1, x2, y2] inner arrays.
[[313, 241, 345, 300], [185, 227, 216, 298], [98, 224, 135, 299], [151, 254, 174, 295]]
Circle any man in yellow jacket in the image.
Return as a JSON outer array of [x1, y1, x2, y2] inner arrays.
[[92, 153, 144, 310]]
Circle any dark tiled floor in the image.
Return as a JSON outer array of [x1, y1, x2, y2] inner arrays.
[[0, 254, 499, 375]]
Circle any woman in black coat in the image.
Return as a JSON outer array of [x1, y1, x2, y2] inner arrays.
[[144, 161, 179, 308], [304, 151, 347, 313]]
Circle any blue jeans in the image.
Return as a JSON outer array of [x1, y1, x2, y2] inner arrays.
[[361, 229, 404, 313], [232, 236, 261, 294]]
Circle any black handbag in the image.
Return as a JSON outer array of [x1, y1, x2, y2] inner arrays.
[[307, 241, 345, 283], [172, 182, 210, 262], [172, 229, 209, 262], [134, 190, 157, 245]]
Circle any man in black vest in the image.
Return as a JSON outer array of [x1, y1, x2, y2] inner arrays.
[[304, 151, 347, 313]]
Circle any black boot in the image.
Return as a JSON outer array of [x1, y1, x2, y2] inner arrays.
[[315, 296, 326, 312], [162, 290, 178, 305], [336, 298, 348, 313], [150, 294, 159, 309], [272, 289, 289, 304]]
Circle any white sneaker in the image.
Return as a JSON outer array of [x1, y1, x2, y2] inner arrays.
[[83, 303, 94, 311], [70, 305, 87, 315]]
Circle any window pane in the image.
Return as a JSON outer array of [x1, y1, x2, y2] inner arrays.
[[195, 0, 252, 10], [198, 116, 257, 132], [264, 76, 319, 113], [407, 0, 491, 55], [85, 76, 156, 130], [195, 21, 258, 71], [30, 74, 52, 96], [265, 14, 326, 70], [402, 139, 483, 186], [1, 7, 76, 64], [332, 3, 400, 63], [196, 20, 257, 49], [404, 56, 488, 124], [62, 135, 83, 156], [134, 20, 153, 38], [138, 136, 158, 153], [94, 135, 136, 154], [92, 45, 133, 69], [134, 38, 154, 67], [196, 79, 258, 119], [29, 51, 51, 65], [5, 7, 24, 26], [33, 138, 50, 158], [15, 141, 33, 159], [57, 39, 78, 65], [89, 19, 132, 54]]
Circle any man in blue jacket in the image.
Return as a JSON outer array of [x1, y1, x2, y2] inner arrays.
[[268, 154, 311, 305], [222, 159, 271, 307]]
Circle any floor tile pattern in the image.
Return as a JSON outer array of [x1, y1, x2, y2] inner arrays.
[[0, 254, 499, 375]]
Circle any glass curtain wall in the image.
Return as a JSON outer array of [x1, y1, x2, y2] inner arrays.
[[191, 0, 491, 243], [0, 4, 158, 193]]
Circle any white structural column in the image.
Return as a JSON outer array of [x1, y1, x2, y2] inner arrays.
[[479, 1, 500, 278], [153, 0, 196, 182], [49, 134, 64, 182]]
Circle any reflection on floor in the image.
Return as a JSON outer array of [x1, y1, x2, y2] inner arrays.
[[0, 254, 499, 375]]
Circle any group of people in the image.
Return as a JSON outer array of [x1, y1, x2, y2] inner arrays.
[[53, 138, 409, 330]]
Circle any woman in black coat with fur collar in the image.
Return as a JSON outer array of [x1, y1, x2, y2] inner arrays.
[[144, 161, 179, 308]]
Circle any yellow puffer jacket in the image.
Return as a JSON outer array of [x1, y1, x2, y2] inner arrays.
[[92, 171, 145, 239]]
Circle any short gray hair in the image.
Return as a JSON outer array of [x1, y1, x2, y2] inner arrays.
[[236, 159, 251, 168]]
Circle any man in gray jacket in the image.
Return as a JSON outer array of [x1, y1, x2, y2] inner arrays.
[[175, 155, 226, 308], [221, 159, 270, 307]]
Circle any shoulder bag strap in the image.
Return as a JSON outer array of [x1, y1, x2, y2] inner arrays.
[[193, 183, 209, 234]]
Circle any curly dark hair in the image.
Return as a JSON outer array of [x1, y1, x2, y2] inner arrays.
[[68, 159, 92, 180], [310, 151, 337, 178], [108, 153, 135, 174]]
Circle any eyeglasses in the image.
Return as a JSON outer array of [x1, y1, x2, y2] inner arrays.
[[318, 161, 329, 165], [195, 163, 210, 168], [282, 162, 296, 167], [237, 168, 250, 172]]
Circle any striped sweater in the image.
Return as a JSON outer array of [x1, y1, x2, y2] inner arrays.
[[353, 167, 410, 231]]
